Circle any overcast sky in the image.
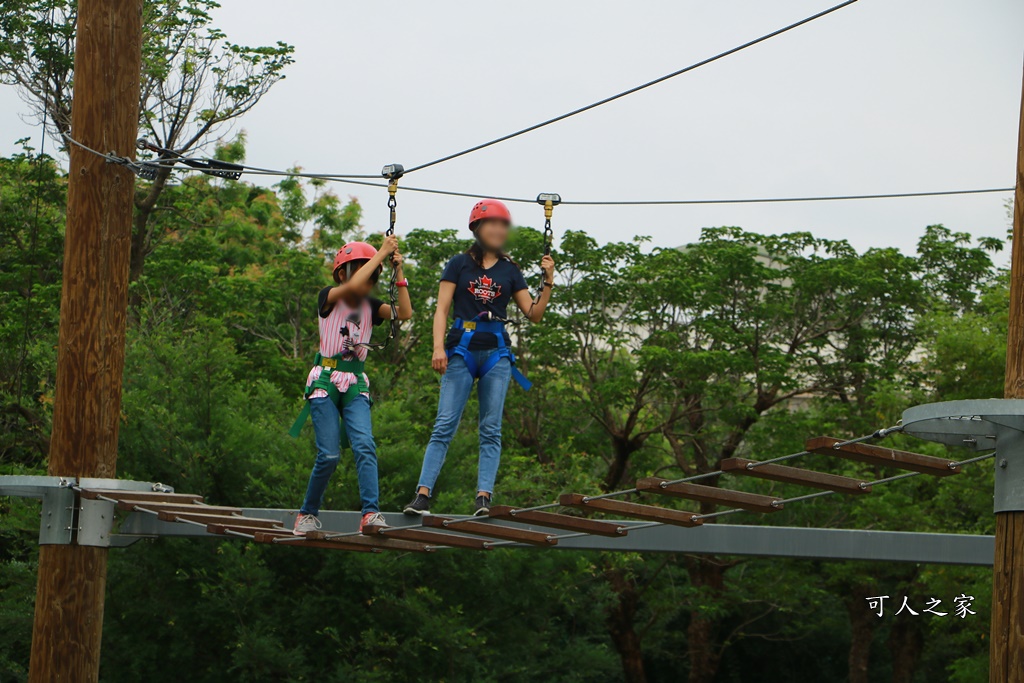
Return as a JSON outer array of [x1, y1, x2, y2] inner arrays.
[[1, 0, 1022, 255]]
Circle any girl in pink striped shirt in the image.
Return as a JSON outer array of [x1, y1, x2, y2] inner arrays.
[[290, 236, 412, 535]]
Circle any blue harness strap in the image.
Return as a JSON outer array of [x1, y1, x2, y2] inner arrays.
[[448, 319, 532, 390]]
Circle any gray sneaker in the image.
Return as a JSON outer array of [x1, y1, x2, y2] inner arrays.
[[360, 511, 388, 533], [293, 513, 321, 536]]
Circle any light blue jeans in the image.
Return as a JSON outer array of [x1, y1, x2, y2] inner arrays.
[[417, 350, 512, 496], [300, 394, 379, 515]]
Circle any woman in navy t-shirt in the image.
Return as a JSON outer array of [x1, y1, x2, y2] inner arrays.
[[405, 199, 555, 516]]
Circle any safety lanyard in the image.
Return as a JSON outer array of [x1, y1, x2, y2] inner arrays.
[[530, 193, 560, 314], [363, 163, 404, 351], [538, 193, 559, 257]]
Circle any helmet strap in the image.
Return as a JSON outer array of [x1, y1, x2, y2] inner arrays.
[[339, 260, 381, 284]]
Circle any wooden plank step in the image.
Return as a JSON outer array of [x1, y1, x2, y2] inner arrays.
[[156, 511, 284, 529], [116, 501, 243, 515], [362, 524, 490, 550], [806, 436, 961, 476], [422, 516, 558, 546], [304, 530, 434, 553], [252, 532, 381, 553], [488, 505, 628, 537], [721, 458, 871, 494], [635, 478, 783, 513], [80, 489, 203, 504], [558, 494, 703, 527]]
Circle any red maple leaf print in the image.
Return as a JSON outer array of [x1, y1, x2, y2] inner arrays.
[[468, 275, 502, 303]]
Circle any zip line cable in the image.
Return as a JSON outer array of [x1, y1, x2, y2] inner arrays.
[[401, 0, 861, 175], [54, 1, 1009, 215], [320, 177, 1015, 207], [556, 187, 1016, 206], [65, 134, 1015, 209], [208, 162, 1016, 207], [135, 139, 380, 180]]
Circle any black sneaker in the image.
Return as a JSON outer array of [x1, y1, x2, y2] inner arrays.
[[473, 495, 491, 517], [403, 493, 431, 516]]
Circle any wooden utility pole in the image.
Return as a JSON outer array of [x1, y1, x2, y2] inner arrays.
[[992, 61, 1024, 683], [27, 0, 143, 681]]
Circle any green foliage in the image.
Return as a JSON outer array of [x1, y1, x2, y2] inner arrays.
[[0, 136, 1009, 681], [0, 0, 294, 148], [0, 143, 65, 467]]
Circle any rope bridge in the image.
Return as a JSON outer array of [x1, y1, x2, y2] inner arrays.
[[37, 427, 989, 556]]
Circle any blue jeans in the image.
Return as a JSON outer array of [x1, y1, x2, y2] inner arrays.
[[417, 349, 512, 496], [300, 394, 379, 515]]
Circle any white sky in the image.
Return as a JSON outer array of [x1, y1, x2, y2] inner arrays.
[[1, 0, 1021, 255]]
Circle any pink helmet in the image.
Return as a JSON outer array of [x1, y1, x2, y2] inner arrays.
[[331, 242, 380, 282], [333, 242, 378, 272]]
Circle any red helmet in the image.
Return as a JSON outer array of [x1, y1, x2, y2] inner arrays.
[[333, 241, 378, 273], [468, 199, 512, 230]]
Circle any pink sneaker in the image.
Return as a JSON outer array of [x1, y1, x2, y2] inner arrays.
[[293, 513, 321, 536], [360, 512, 388, 533]]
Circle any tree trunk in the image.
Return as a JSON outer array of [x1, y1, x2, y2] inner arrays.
[[888, 615, 923, 683], [604, 567, 648, 683], [686, 556, 726, 683], [846, 587, 876, 683], [603, 434, 641, 491]]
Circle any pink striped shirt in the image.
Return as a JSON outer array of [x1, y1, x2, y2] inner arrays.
[[306, 290, 383, 399]]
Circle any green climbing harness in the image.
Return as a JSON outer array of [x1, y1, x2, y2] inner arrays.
[[288, 352, 369, 445]]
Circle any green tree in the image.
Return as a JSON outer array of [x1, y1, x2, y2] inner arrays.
[[0, 143, 65, 466], [0, 0, 294, 282], [0, 138, 1007, 681], [502, 226, 1000, 683]]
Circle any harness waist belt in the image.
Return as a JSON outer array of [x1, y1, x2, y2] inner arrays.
[[452, 319, 507, 334], [288, 352, 369, 441], [447, 318, 531, 390]]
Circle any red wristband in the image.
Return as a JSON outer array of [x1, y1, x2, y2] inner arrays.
[[396, 278, 409, 288]]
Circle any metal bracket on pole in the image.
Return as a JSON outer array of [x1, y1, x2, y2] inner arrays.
[[0, 475, 174, 547], [75, 478, 173, 547], [77, 498, 115, 547], [0, 476, 78, 545], [902, 399, 1024, 513], [39, 480, 77, 545]]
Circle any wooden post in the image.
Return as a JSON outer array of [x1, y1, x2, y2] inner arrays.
[[27, 0, 143, 681], [992, 60, 1024, 683]]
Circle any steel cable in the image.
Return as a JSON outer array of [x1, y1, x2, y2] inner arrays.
[[66, 134, 1012, 207], [484, 450, 997, 547], [402, 0, 861, 174], [289, 427, 902, 548]]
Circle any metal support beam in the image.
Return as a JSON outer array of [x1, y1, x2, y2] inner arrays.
[[115, 509, 994, 565], [1, 476, 994, 564]]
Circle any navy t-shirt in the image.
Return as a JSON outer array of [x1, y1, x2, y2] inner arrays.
[[441, 253, 529, 349]]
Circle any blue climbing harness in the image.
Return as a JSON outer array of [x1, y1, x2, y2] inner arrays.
[[448, 318, 532, 390]]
